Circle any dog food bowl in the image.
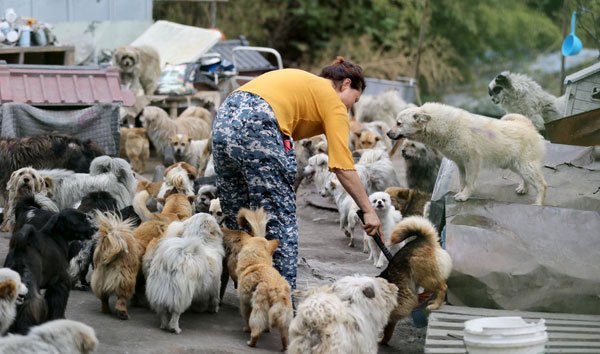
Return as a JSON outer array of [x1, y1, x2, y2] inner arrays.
[[562, 11, 582, 56]]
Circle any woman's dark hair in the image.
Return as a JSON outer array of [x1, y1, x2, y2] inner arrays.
[[319, 56, 366, 92]]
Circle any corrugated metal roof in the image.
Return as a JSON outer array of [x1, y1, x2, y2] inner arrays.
[[206, 37, 276, 73], [564, 61, 600, 84], [0, 63, 135, 106]]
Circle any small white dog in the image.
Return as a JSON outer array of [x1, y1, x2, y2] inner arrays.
[[0, 268, 28, 335], [303, 153, 335, 195], [319, 178, 361, 248], [388, 103, 547, 205], [288, 275, 398, 354], [0, 319, 98, 354], [145, 213, 224, 334], [38, 156, 137, 209], [367, 191, 403, 268], [209, 198, 223, 225]]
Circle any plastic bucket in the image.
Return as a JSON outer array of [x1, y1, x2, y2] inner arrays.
[[464, 316, 548, 354], [562, 12, 582, 56]]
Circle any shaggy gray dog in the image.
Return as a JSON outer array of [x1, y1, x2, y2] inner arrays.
[[488, 71, 566, 133]]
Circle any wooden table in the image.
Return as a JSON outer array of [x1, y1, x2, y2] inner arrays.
[[0, 46, 75, 65], [147, 91, 221, 118]]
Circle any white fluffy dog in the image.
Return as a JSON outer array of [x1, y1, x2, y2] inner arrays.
[[141, 106, 212, 156], [145, 213, 224, 334], [0, 319, 98, 354], [0, 268, 28, 335], [209, 198, 223, 225], [388, 103, 547, 205], [1, 167, 51, 232], [288, 275, 398, 354], [367, 192, 403, 268], [488, 71, 565, 132], [38, 156, 137, 209], [303, 153, 335, 195], [319, 178, 361, 248]]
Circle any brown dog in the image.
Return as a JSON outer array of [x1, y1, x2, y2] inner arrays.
[[235, 208, 293, 350], [378, 216, 452, 344], [220, 208, 269, 300], [91, 212, 143, 320], [385, 187, 432, 217], [113, 45, 161, 96], [124, 129, 150, 174], [354, 130, 382, 150], [133, 190, 195, 223]]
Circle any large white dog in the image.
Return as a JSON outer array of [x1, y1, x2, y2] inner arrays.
[[388, 103, 547, 205], [145, 213, 224, 334]]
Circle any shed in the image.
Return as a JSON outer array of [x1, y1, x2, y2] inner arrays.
[[563, 61, 600, 116]]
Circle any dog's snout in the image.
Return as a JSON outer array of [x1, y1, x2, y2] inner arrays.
[[23, 177, 30, 183]]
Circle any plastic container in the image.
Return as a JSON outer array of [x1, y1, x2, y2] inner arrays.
[[4, 8, 16, 23], [463, 316, 548, 354], [6, 29, 18, 43], [562, 11, 582, 56], [0, 22, 9, 36], [18, 26, 31, 47]]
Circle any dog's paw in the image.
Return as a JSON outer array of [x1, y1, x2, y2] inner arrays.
[[515, 184, 528, 195], [454, 192, 470, 202], [375, 260, 384, 268], [116, 310, 129, 320], [168, 327, 181, 334], [348, 240, 354, 247]]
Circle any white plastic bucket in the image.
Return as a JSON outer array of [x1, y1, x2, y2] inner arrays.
[[464, 316, 548, 354]]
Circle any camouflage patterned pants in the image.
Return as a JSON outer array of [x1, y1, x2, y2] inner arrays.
[[212, 91, 298, 290]]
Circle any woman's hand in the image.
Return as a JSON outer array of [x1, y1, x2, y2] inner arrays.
[[361, 209, 384, 243]]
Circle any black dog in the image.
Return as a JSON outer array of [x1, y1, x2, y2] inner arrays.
[[4, 207, 96, 334]]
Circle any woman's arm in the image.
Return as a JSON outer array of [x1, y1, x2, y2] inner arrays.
[[333, 168, 384, 242]]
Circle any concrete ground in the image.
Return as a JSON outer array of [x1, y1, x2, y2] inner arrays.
[[0, 152, 426, 354]]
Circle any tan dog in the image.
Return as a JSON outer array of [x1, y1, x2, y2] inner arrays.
[[379, 216, 452, 344], [1, 167, 50, 232], [113, 45, 161, 96], [125, 129, 150, 174], [133, 190, 195, 223], [119, 127, 147, 158], [141, 106, 211, 156], [136, 180, 163, 197], [220, 208, 268, 300], [235, 208, 293, 350], [354, 130, 382, 150], [91, 212, 143, 320], [169, 135, 212, 176], [385, 187, 432, 217]]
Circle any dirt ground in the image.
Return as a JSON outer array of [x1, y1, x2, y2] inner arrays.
[[0, 152, 427, 354]]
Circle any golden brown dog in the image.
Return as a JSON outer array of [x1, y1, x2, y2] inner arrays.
[[119, 127, 147, 158], [385, 187, 432, 217], [91, 212, 143, 320], [220, 208, 268, 300], [113, 45, 161, 96], [354, 130, 382, 150], [378, 216, 452, 344], [124, 129, 150, 174], [136, 180, 163, 197], [133, 190, 195, 223], [169, 134, 212, 176], [235, 208, 293, 350]]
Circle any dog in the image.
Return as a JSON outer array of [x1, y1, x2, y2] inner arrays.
[[367, 191, 403, 268], [170, 135, 212, 177], [220, 208, 269, 300], [353, 130, 385, 150], [209, 198, 223, 225], [354, 90, 415, 128], [489, 71, 565, 133], [39, 156, 137, 210], [91, 212, 143, 320], [385, 187, 432, 218], [141, 106, 211, 157], [0, 133, 104, 211], [133, 190, 195, 223], [289, 275, 398, 354], [0, 268, 27, 335], [401, 139, 443, 193], [119, 127, 147, 158], [236, 210, 293, 350], [0, 319, 98, 354], [113, 45, 161, 96], [4, 207, 96, 334], [388, 103, 548, 205], [145, 213, 224, 334], [1, 167, 52, 232], [319, 178, 362, 248], [378, 216, 452, 344], [124, 129, 150, 174], [194, 184, 218, 214], [294, 135, 326, 192]]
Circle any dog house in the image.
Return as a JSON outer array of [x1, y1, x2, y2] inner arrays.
[[0, 62, 135, 156], [563, 61, 600, 116]]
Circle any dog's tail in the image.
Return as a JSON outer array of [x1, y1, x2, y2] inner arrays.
[[94, 211, 136, 265], [390, 216, 439, 246], [237, 207, 269, 238], [132, 190, 155, 222]]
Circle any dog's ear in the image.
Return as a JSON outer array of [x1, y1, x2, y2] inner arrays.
[[362, 285, 375, 299], [6, 169, 19, 191], [317, 158, 327, 167], [187, 195, 198, 204], [302, 140, 312, 148], [413, 113, 431, 123], [495, 74, 511, 88], [267, 239, 279, 255], [374, 135, 381, 142], [0, 280, 17, 300], [354, 131, 362, 138], [43, 176, 54, 192]]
